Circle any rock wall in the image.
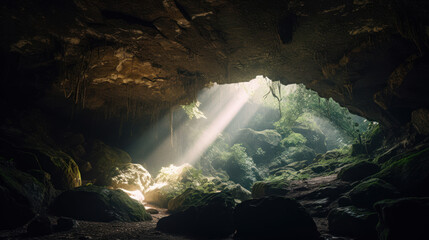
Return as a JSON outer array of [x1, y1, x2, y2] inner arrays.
[[1, 0, 429, 137]]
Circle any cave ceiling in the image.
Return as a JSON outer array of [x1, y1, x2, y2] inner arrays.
[[2, 0, 429, 129]]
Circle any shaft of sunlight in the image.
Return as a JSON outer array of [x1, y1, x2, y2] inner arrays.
[[177, 88, 250, 164]]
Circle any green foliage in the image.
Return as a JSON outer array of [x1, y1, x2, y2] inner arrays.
[[225, 144, 259, 189], [281, 132, 307, 147], [269, 84, 372, 143], [181, 101, 206, 119]]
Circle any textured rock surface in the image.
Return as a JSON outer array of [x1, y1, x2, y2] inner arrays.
[[374, 197, 429, 240], [108, 163, 152, 192], [2, 0, 429, 135], [328, 206, 378, 240], [51, 185, 152, 222], [157, 192, 235, 237], [234, 196, 320, 239]]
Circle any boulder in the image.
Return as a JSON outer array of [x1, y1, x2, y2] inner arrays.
[[0, 166, 49, 230], [374, 197, 429, 240], [51, 185, 152, 222], [144, 185, 175, 208], [292, 127, 327, 153], [27, 215, 53, 236], [234, 196, 320, 240], [234, 128, 282, 157], [337, 161, 380, 182], [251, 180, 289, 198], [287, 146, 317, 162], [348, 178, 400, 209], [167, 188, 206, 213], [108, 163, 152, 192], [328, 206, 378, 240], [219, 183, 252, 201], [86, 140, 132, 185], [351, 143, 368, 156], [26, 146, 82, 190], [373, 148, 429, 196], [156, 192, 235, 237]]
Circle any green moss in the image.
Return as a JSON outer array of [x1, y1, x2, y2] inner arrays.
[[348, 178, 400, 209], [281, 132, 307, 147], [373, 148, 429, 195]]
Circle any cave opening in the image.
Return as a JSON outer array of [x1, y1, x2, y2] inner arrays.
[[2, 1, 429, 239]]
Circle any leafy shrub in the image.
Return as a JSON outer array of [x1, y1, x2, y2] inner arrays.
[[225, 144, 259, 189], [281, 132, 307, 147]]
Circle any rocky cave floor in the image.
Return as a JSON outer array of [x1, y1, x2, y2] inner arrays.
[[0, 174, 352, 240]]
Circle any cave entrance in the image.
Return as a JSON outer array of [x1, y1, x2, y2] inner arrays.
[[127, 76, 377, 194]]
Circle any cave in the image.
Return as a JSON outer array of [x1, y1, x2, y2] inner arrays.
[[1, 0, 429, 239]]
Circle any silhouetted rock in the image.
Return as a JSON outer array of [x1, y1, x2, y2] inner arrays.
[[27, 216, 53, 236], [373, 147, 429, 196], [156, 192, 235, 237], [348, 178, 400, 209], [234, 196, 320, 239], [374, 197, 429, 240], [51, 185, 152, 222], [0, 166, 49, 230], [328, 206, 378, 240], [337, 161, 380, 182]]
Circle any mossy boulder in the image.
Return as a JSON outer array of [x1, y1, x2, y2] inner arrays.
[[157, 191, 235, 237], [86, 140, 132, 184], [51, 185, 152, 222], [348, 178, 400, 209], [234, 196, 320, 239], [234, 128, 283, 158], [337, 161, 380, 182], [351, 143, 367, 156], [374, 197, 429, 240], [167, 188, 207, 213], [144, 185, 174, 208], [291, 127, 327, 154], [373, 148, 429, 196], [251, 180, 289, 198], [328, 206, 378, 240], [0, 165, 51, 229], [107, 163, 152, 192], [30, 147, 82, 190]]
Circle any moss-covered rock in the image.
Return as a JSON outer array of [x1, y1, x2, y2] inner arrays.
[[0, 165, 50, 229], [234, 128, 283, 160], [28, 146, 81, 190], [225, 144, 260, 189], [291, 127, 327, 154], [351, 143, 368, 156], [168, 188, 236, 213], [251, 180, 289, 198], [107, 163, 152, 192], [157, 191, 235, 237], [374, 197, 429, 240], [328, 206, 378, 240], [348, 178, 400, 209], [373, 148, 429, 196], [51, 185, 152, 222], [86, 140, 132, 185], [234, 196, 320, 239], [337, 161, 380, 182]]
